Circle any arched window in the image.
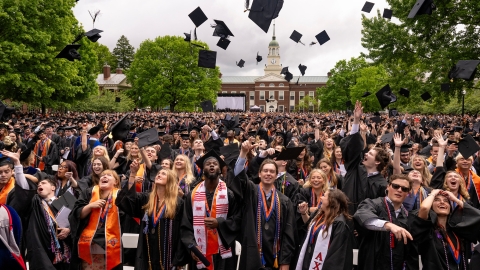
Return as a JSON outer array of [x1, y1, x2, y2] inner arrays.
[[259, 83, 265, 87], [269, 83, 275, 87], [279, 83, 284, 87]]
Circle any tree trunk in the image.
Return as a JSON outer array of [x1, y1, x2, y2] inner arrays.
[[41, 103, 46, 115], [170, 102, 175, 112]]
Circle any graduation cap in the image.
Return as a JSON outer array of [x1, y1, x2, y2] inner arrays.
[[137, 128, 159, 148], [370, 116, 382, 124], [380, 132, 395, 144], [281, 66, 289, 75], [256, 52, 262, 65], [448, 60, 480, 81], [198, 50, 217, 69], [110, 114, 132, 142], [441, 83, 450, 92], [219, 143, 240, 165], [84, 28, 103, 42], [383, 9, 393, 19], [421, 92, 432, 101], [0, 101, 15, 121], [180, 134, 190, 140], [212, 20, 234, 38], [195, 150, 227, 169], [115, 97, 121, 103], [361, 91, 371, 98], [298, 64, 307, 76], [284, 72, 293, 82], [458, 134, 480, 159], [399, 88, 410, 98], [88, 125, 101, 135], [290, 30, 305, 45], [315, 30, 330, 45], [189, 126, 201, 133], [236, 59, 245, 68], [362, 1, 375, 13], [389, 108, 398, 117], [376, 84, 397, 109], [55, 44, 81, 61], [217, 38, 231, 50], [407, 0, 436, 19], [345, 100, 353, 108], [200, 100, 214, 112], [276, 146, 305, 161], [51, 191, 77, 211], [189, 7, 208, 28], [247, 0, 284, 33]]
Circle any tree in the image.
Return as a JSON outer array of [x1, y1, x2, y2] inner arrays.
[[349, 65, 390, 112], [113, 35, 135, 70], [126, 35, 222, 112], [297, 96, 319, 112], [0, 0, 98, 112], [91, 42, 117, 74], [69, 91, 135, 112]]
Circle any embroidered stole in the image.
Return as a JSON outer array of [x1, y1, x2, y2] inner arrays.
[[78, 186, 121, 270], [0, 177, 15, 204], [33, 139, 51, 170], [191, 180, 232, 270], [456, 169, 480, 203], [295, 216, 332, 270]]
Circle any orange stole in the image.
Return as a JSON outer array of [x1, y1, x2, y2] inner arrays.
[[33, 139, 51, 171], [456, 169, 480, 201], [0, 177, 15, 204], [78, 186, 122, 270], [133, 164, 146, 224]]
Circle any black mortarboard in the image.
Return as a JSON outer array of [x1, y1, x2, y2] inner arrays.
[[159, 142, 172, 160], [281, 67, 289, 75], [298, 64, 307, 76], [361, 91, 371, 98], [180, 134, 190, 140], [200, 100, 214, 112], [345, 100, 352, 108], [110, 114, 131, 142], [55, 44, 81, 61], [115, 97, 121, 103], [441, 83, 450, 92], [400, 144, 411, 153], [256, 52, 262, 64], [248, 0, 284, 33], [448, 60, 480, 81], [137, 128, 159, 148], [88, 125, 100, 135], [458, 134, 480, 159], [421, 92, 432, 101], [189, 126, 201, 133], [189, 7, 208, 28], [285, 72, 293, 82], [362, 1, 375, 13], [236, 59, 245, 68], [389, 108, 398, 117], [51, 191, 77, 211], [399, 88, 410, 98], [212, 20, 234, 38], [195, 150, 227, 169], [198, 50, 217, 69], [0, 101, 15, 121], [407, 0, 436, 19], [370, 116, 382, 124], [184, 32, 192, 42], [276, 146, 305, 161], [219, 143, 240, 165], [216, 38, 230, 50], [315, 30, 330, 45], [290, 30, 305, 45], [380, 132, 395, 144], [84, 28, 103, 42], [383, 9, 393, 19], [376, 84, 397, 109]]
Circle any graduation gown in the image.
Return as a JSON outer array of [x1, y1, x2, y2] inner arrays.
[[115, 183, 188, 269], [340, 132, 388, 214], [180, 180, 241, 270], [430, 166, 478, 208], [274, 172, 299, 202], [229, 170, 296, 270], [297, 213, 354, 270], [408, 204, 480, 270], [293, 187, 322, 242], [354, 197, 416, 270]]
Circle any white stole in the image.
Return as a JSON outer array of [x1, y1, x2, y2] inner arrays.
[[295, 222, 332, 270]]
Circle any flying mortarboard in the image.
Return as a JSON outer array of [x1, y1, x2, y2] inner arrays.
[[380, 132, 395, 144], [298, 64, 307, 76], [55, 44, 81, 61], [198, 50, 217, 69], [375, 84, 397, 109], [276, 146, 305, 161], [383, 9, 393, 19], [189, 7, 208, 28], [361, 91, 371, 98], [0, 101, 15, 122], [399, 88, 410, 98], [256, 52, 262, 65], [84, 29, 103, 42], [448, 60, 480, 81], [281, 66, 289, 75], [236, 59, 245, 68], [219, 143, 240, 165], [458, 134, 480, 159], [315, 30, 330, 45], [284, 72, 293, 82], [51, 191, 77, 211], [195, 150, 227, 169], [212, 20, 234, 38], [110, 114, 132, 142], [362, 1, 375, 13], [407, 0, 436, 19], [345, 100, 353, 108], [115, 97, 121, 103], [247, 0, 284, 33], [137, 128, 159, 148], [217, 38, 231, 50], [290, 30, 305, 45], [421, 92, 432, 101]]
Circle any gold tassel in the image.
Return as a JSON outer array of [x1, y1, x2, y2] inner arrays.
[[274, 258, 278, 268]]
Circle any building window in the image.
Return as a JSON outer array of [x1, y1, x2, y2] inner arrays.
[[279, 83, 284, 87], [269, 91, 275, 100], [260, 91, 265, 100], [250, 91, 255, 100], [222, 91, 227, 93], [279, 105, 284, 112], [260, 105, 265, 112], [231, 91, 236, 93], [309, 91, 315, 98], [279, 91, 284, 100], [269, 83, 275, 87], [290, 105, 295, 112], [260, 83, 265, 87], [309, 105, 314, 112], [300, 91, 305, 100], [240, 91, 246, 95], [290, 92, 295, 101]]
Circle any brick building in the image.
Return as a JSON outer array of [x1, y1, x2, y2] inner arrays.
[[220, 25, 329, 112]]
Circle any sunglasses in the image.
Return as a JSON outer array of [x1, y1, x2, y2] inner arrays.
[[390, 183, 410, 193]]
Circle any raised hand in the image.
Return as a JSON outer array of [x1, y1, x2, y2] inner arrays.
[[353, 100, 363, 121], [393, 133, 404, 148]]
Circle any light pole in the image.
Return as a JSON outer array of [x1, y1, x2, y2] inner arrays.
[[462, 89, 466, 117]]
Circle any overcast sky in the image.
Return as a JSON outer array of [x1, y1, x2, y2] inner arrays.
[[73, 0, 391, 77]]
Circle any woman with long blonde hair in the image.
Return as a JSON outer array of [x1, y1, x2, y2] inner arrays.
[[173, 154, 196, 197], [317, 158, 343, 190], [411, 155, 432, 186], [116, 162, 187, 270]]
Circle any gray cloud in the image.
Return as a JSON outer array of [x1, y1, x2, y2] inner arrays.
[[73, 0, 390, 76]]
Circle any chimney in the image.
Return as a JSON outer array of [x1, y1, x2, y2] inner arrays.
[[327, 72, 332, 77], [116, 67, 123, 74], [103, 64, 111, 80]]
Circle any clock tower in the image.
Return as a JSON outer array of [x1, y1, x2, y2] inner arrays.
[[264, 23, 282, 75]]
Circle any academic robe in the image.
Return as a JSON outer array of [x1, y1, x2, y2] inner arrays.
[[68, 187, 125, 270], [274, 172, 300, 202], [408, 203, 480, 270], [293, 187, 322, 242], [340, 132, 388, 215], [74, 139, 100, 179], [33, 139, 58, 174], [354, 197, 417, 270], [297, 213, 354, 270], [229, 169, 296, 270], [180, 180, 241, 270], [430, 166, 478, 209], [115, 183, 188, 269]]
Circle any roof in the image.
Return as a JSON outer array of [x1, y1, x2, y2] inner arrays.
[[221, 75, 329, 84], [96, 74, 129, 86]]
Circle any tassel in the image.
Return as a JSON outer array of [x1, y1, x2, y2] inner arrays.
[[261, 254, 266, 267], [273, 257, 278, 268], [194, 28, 197, 41]]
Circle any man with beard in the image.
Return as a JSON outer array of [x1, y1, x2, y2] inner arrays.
[[223, 129, 239, 146], [181, 150, 241, 270]]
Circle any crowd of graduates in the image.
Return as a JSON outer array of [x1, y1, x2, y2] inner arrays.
[[1, 103, 480, 270]]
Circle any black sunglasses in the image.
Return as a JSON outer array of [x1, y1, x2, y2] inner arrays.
[[391, 183, 410, 193]]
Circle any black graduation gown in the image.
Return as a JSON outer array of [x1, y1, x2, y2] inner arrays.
[[68, 187, 125, 270], [293, 187, 320, 242], [297, 213, 354, 270], [25, 195, 72, 270], [180, 180, 241, 270], [354, 197, 417, 270], [274, 172, 299, 202], [340, 132, 388, 215], [229, 170, 296, 270], [36, 140, 59, 174], [408, 203, 480, 270], [115, 183, 188, 269]]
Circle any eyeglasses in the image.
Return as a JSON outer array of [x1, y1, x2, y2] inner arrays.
[[391, 183, 410, 192], [59, 165, 68, 169]]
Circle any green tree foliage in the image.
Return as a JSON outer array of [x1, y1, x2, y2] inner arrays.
[[91, 42, 117, 74], [296, 96, 319, 112], [349, 65, 390, 112], [0, 0, 98, 109], [69, 91, 135, 112], [126, 36, 222, 112], [113, 35, 135, 70], [361, 0, 480, 105]]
